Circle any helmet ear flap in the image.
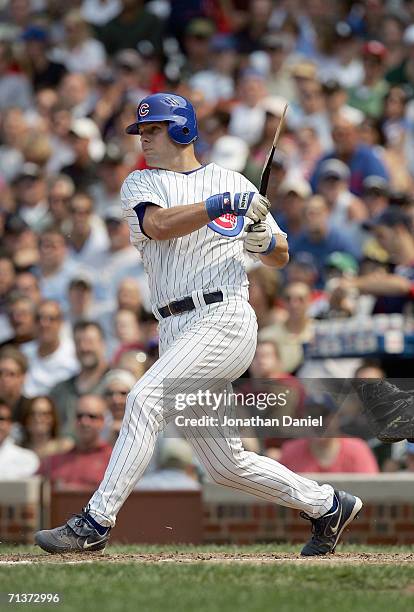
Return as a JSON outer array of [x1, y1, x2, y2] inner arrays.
[[168, 122, 197, 145]]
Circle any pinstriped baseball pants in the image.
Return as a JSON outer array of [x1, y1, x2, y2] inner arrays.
[[88, 294, 334, 526]]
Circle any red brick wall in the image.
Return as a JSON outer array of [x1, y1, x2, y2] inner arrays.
[[0, 503, 38, 543], [203, 502, 414, 545]]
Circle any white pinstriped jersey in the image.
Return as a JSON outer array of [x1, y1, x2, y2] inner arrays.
[[121, 163, 286, 308]]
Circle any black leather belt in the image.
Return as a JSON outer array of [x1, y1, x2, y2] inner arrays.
[[158, 290, 224, 318]]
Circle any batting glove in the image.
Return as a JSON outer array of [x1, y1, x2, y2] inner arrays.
[[205, 192, 270, 223], [244, 222, 276, 255]]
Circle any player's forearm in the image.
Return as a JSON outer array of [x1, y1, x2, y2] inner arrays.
[[142, 202, 210, 240], [259, 236, 289, 268]]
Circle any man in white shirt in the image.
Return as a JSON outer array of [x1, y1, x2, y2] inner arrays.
[[23, 301, 79, 398], [0, 402, 39, 479], [66, 191, 109, 267]]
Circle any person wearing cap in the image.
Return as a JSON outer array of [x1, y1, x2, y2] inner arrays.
[[96, 0, 164, 57], [181, 18, 216, 78], [14, 163, 50, 233], [325, 251, 359, 281], [311, 252, 360, 320], [290, 195, 361, 280], [20, 25, 67, 91], [316, 158, 367, 230], [61, 118, 104, 191], [339, 206, 414, 315], [275, 176, 312, 245], [311, 107, 389, 196], [362, 175, 390, 219], [347, 41, 390, 118], [66, 191, 109, 267], [229, 68, 268, 145], [189, 34, 237, 103]]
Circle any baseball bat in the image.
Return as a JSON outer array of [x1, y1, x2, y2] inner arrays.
[[248, 103, 288, 235], [259, 102, 288, 196]]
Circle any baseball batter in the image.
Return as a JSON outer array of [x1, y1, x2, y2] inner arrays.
[[35, 93, 362, 556]]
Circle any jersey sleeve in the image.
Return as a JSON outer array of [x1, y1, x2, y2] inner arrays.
[[120, 170, 167, 247]]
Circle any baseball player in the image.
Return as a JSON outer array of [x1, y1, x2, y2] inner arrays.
[[35, 93, 362, 556]]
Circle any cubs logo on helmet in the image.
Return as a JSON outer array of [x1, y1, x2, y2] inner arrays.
[[207, 214, 244, 237], [139, 103, 150, 117]]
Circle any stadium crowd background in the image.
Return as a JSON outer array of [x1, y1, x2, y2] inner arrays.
[[1, 0, 414, 492]]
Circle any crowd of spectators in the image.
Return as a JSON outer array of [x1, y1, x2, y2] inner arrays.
[[2, 0, 414, 487]]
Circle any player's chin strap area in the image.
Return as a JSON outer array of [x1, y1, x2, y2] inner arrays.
[[153, 286, 249, 320]]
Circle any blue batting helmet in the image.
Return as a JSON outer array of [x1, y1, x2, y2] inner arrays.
[[125, 93, 198, 145]]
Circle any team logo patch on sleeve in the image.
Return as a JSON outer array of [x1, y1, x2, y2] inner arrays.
[[207, 214, 244, 237]]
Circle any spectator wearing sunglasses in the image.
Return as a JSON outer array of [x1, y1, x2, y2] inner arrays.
[[37, 395, 111, 490], [102, 368, 135, 446]]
